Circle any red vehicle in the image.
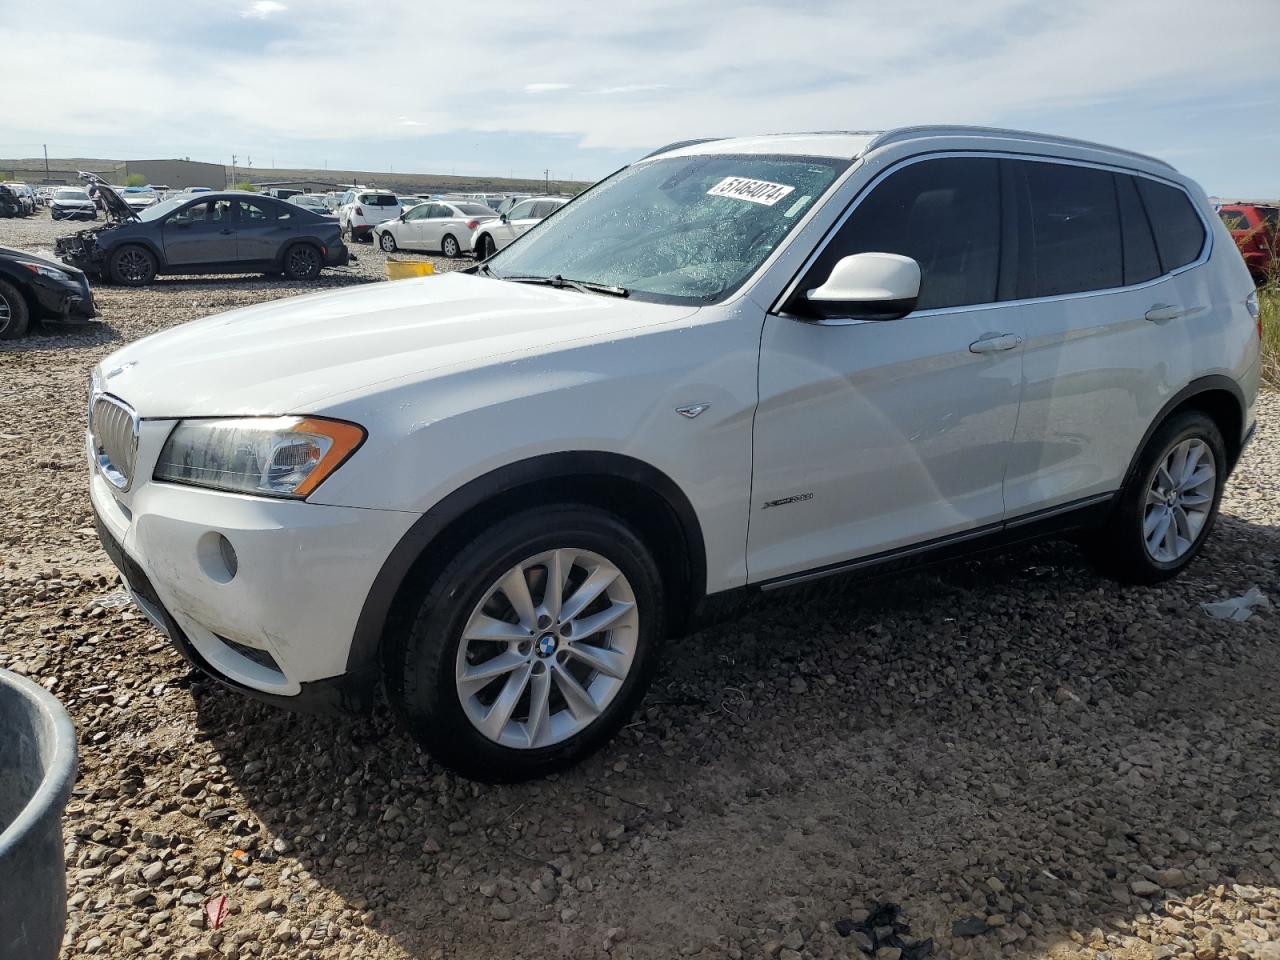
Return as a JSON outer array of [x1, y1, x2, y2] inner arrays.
[[1217, 202, 1278, 285]]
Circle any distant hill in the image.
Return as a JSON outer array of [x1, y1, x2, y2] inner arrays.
[[0, 157, 594, 195]]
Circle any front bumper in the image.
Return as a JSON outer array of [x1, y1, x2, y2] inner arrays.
[[88, 430, 416, 714], [28, 274, 96, 322]]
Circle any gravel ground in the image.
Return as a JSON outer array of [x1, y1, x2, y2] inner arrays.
[[2, 212, 1279, 960]]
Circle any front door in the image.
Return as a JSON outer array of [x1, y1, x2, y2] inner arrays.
[[162, 199, 236, 266], [748, 156, 1023, 583]]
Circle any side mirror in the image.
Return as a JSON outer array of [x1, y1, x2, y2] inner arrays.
[[499, 213, 509, 223], [804, 252, 920, 321]]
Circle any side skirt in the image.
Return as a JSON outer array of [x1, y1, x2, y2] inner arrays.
[[685, 492, 1116, 632]]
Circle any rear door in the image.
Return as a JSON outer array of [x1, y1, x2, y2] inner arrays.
[[236, 198, 297, 264], [161, 199, 236, 266], [1001, 160, 1208, 516]]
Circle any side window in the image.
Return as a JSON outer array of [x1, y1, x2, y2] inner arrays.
[[405, 204, 429, 221], [238, 200, 275, 222], [1018, 161, 1121, 297], [508, 200, 537, 220], [167, 201, 209, 225], [805, 157, 1000, 311], [1218, 208, 1251, 231], [428, 204, 451, 219], [1116, 175, 1161, 286], [1136, 178, 1206, 272], [210, 200, 232, 222]]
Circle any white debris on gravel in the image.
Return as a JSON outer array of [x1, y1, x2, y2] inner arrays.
[[2, 212, 1280, 960]]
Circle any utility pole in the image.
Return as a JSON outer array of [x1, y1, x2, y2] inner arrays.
[[544, 168, 550, 193], [230, 155, 237, 187], [43, 144, 50, 179]]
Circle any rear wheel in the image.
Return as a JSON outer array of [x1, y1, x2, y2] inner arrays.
[[384, 505, 664, 781], [282, 243, 322, 281], [379, 231, 397, 252], [441, 234, 460, 258], [0, 279, 30, 339], [108, 245, 157, 286], [1086, 410, 1226, 584]]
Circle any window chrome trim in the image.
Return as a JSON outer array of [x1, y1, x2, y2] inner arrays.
[[770, 149, 1213, 319]]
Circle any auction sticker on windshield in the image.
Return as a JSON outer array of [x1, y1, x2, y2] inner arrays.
[[707, 176, 795, 206]]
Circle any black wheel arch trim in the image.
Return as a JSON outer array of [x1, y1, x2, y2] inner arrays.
[[345, 451, 708, 674], [1121, 374, 1248, 484]]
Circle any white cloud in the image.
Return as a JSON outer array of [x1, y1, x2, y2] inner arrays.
[[242, 1, 286, 19], [4, 0, 1279, 183]]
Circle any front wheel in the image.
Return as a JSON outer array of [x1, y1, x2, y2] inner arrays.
[[384, 506, 665, 781], [478, 234, 497, 259], [1086, 410, 1226, 584], [108, 245, 157, 286], [0, 278, 31, 339], [379, 231, 397, 253]]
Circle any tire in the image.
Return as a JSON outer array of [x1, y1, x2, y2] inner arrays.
[[379, 231, 397, 253], [108, 244, 157, 287], [282, 243, 322, 281], [1086, 410, 1226, 585], [0, 278, 31, 340], [384, 505, 665, 782], [479, 234, 497, 259], [441, 234, 460, 258]]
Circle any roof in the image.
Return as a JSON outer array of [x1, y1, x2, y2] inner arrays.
[[644, 126, 1177, 172]]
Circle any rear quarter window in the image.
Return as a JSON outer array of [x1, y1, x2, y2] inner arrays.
[[1136, 179, 1206, 271]]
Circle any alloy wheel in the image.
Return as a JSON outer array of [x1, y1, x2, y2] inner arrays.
[[454, 548, 639, 750], [0, 293, 10, 335], [288, 246, 318, 278], [443, 236, 458, 257], [1143, 437, 1216, 563], [380, 232, 395, 252], [119, 249, 150, 283]]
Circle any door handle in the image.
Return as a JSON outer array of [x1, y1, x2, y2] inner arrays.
[[219, 228, 233, 235], [1145, 303, 1184, 322], [969, 332, 1022, 354]]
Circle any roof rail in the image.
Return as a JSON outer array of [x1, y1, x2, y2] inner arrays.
[[862, 125, 1176, 171]]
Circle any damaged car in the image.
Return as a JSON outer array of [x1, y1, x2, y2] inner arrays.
[[0, 184, 23, 218], [49, 187, 98, 221], [0, 245, 97, 339], [55, 184, 350, 286]]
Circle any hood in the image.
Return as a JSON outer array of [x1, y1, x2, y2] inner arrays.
[[94, 184, 139, 222], [52, 195, 93, 206], [97, 272, 700, 417], [0, 245, 84, 276]]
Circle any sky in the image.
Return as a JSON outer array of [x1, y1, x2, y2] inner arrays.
[[3, 0, 1279, 196]]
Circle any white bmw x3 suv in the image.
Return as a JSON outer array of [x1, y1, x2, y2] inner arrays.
[[88, 127, 1261, 781]]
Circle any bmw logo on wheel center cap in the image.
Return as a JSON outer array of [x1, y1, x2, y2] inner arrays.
[[536, 634, 558, 658]]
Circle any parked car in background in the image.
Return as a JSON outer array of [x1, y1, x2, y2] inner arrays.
[[1218, 203, 1278, 285], [398, 196, 427, 209], [82, 127, 1259, 781], [338, 189, 403, 242], [185, 186, 213, 194], [374, 200, 498, 257], [55, 185, 349, 286], [0, 185, 24, 217], [288, 194, 332, 216], [1, 182, 37, 215], [49, 187, 97, 221], [471, 196, 568, 258], [0, 244, 96, 339], [120, 186, 160, 212], [495, 194, 531, 216]]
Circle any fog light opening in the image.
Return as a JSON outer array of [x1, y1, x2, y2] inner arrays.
[[196, 532, 238, 584]]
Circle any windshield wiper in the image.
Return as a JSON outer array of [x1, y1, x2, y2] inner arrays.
[[502, 274, 629, 298]]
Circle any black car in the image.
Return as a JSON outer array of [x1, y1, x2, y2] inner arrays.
[[0, 185, 23, 218], [0, 245, 97, 339], [54, 185, 350, 286]]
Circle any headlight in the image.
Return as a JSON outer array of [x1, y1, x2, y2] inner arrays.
[[154, 417, 365, 499], [20, 261, 73, 282]]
